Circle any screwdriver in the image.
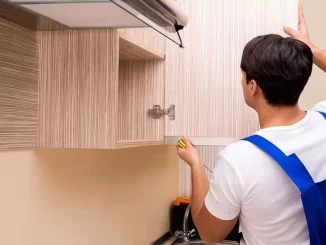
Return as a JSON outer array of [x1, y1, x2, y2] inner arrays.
[[177, 139, 213, 173]]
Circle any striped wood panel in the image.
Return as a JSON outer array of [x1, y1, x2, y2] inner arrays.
[[118, 60, 165, 143], [179, 146, 225, 197], [0, 18, 38, 148], [38, 30, 119, 149], [165, 0, 298, 138], [0, 0, 67, 31], [0, 0, 37, 30], [119, 33, 165, 61], [119, 28, 166, 54]]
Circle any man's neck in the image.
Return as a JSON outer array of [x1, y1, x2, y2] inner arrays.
[[257, 104, 306, 129]]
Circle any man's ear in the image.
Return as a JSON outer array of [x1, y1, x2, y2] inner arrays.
[[249, 79, 258, 96]]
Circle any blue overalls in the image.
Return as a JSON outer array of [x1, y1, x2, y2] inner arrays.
[[242, 111, 326, 245]]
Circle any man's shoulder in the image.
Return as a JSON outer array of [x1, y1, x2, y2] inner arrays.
[[220, 139, 266, 166], [311, 100, 326, 113], [222, 139, 259, 153]]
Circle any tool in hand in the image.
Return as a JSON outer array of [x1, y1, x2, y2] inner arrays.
[[177, 139, 213, 173]]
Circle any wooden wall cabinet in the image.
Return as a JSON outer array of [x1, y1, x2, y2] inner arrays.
[[38, 0, 298, 149], [38, 28, 166, 149], [1, 0, 298, 149]]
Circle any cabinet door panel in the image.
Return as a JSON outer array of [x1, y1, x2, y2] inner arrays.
[[39, 30, 119, 149], [165, 0, 298, 137]]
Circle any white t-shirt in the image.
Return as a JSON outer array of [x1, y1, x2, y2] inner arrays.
[[205, 101, 326, 245]]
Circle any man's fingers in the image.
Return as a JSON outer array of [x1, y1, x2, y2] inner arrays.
[[298, 4, 306, 31], [181, 136, 196, 148], [284, 27, 297, 37], [176, 145, 185, 155], [182, 136, 191, 146], [299, 4, 305, 24]]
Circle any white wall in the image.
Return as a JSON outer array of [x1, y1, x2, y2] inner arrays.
[[299, 0, 326, 109]]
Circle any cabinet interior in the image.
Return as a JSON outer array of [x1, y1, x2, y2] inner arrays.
[[117, 33, 166, 148]]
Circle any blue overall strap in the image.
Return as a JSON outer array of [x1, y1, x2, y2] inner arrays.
[[317, 111, 326, 119], [242, 135, 315, 193]]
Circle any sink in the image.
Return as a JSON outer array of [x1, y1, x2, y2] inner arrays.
[[172, 239, 238, 245]]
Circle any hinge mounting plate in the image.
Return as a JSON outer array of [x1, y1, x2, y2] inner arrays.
[[148, 104, 175, 120]]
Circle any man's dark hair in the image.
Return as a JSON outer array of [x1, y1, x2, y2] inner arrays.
[[240, 34, 313, 106]]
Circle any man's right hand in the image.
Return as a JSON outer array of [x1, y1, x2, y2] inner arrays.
[[284, 4, 315, 51], [284, 4, 326, 73]]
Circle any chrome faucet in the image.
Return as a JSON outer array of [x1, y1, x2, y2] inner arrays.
[[174, 203, 196, 242]]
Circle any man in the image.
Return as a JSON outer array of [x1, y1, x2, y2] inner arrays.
[[177, 5, 326, 245]]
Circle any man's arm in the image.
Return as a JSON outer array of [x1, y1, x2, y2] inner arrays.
[[177, 137, 239, 244], [284, 4, 326, 72], [190, 163, 238, 244]]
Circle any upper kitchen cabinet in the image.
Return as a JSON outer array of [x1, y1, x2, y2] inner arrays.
[[164, 0, 299, 139], [27, 0, 186, 149], [38, 28, 167, 149], [0, 0, 299, 149]]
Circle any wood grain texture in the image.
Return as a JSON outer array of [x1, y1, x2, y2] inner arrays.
[[115, 140, 163, 149], [119, 32, 165, 60], [165, 0, 298, 138], [39, 29, 119, 149], [0, 0, 67, 31], [119, 28, 166, 54], [0, 18, 38, 148], [179, 146, 224, 197], [118, 60, 165, 143], [0, 0, 37, 30]]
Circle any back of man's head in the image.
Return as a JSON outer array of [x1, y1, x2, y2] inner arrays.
[[240, 34, 313, 107]]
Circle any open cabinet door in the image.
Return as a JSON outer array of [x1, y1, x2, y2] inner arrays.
[[165, 0, 298, 141]]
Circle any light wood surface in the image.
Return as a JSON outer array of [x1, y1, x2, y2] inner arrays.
[[118, 60, 165, 143], [165, 0, 298, 138], [119, 33, 165, 60], [164, 136, 238, 146], [38, 29, 119, 149], [0, 18, 38, 148], [118, 27, 167, 147], [119, 28, 166, 54], [115, 140, 163, 149]]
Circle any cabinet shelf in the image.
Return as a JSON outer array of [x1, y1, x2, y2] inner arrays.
[[119, 33, 165, 61]]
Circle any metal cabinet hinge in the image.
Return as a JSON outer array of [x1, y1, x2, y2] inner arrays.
[[148, 105, 175, 120]]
